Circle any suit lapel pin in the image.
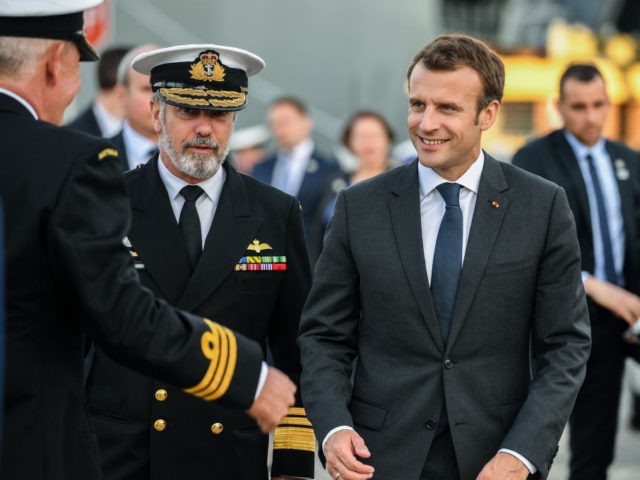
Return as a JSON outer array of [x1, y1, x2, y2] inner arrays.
[[247, 239, 272, 253], [490, 200, 500, 208], [614, 158, 629, 181]]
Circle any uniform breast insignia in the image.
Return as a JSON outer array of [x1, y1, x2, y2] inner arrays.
[[97, 148, 118, 160], [247, 239, 272, 253], [234, 255, 287, 271], [238, 240, 284, 270]]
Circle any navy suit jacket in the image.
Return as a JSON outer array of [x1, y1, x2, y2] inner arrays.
[[252, 149, 340, 260], [106, 130, 130, 171], [66, 104, 102, 137]]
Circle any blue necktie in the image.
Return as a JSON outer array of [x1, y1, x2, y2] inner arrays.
[[585, 154, 618, 284], [431, 183, 463, 343]]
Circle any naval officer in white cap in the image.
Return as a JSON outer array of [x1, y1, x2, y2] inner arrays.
[[86, 44, 315, 480], [0, 4, 296, 479]]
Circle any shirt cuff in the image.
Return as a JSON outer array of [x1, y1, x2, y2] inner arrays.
[[499, 448, 537, 474], [254, 361, 268, 401], [322, 426, 354, 453]]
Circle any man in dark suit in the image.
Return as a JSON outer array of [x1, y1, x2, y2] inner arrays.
[[108, 44, 159, 171], [67, 45, 129, 137], [0, 3, 296, 479], [512, 64, 640, 480], [86, 44, 315, 480], [299, 34, 591, 480], [252, 96, 340, 260]]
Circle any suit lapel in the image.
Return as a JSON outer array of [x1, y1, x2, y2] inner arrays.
[[447, 154, 508, 349], [388, 161, 445, 353], [127, 159, 192, 304], [551, 131, 592, 229], [178, 164, 262, 311]]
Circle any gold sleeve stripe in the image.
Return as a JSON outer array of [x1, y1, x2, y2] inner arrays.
[[273, 425, 316, 452], [287, 407, 307, 417], [279, 416, 313, 427], [98, 148, 118, 160], [183, 319, 237, 401]]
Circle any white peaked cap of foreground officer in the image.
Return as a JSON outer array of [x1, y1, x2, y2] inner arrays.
[[0, 0, 102, 16], [0, 0, 103, 61], [132, 44, 265, 111]]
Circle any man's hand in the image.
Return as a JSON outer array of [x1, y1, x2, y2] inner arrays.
[[477, 452, 530, 480], [585, 275, 640, 326], [247, 366, 295, 433], [324, 429, 374, 480]]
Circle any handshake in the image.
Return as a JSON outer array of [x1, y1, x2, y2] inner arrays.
[[247, 366, 297, 432]]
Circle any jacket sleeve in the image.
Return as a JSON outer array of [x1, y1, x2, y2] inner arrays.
[[47, 141, 263, 408]]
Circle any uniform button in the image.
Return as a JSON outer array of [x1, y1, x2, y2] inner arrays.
[[444, 359, 453, 369], [155, 389, 168, 401], [154, 419, 167, 432], [425, 419, 437, 430], [211, 422, 224, 435]]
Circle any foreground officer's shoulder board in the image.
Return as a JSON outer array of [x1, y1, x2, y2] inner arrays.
[[98, 148, 119, 161]]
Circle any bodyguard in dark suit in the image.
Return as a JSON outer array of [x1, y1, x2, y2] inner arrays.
[[299, 34, 591, 480], [252, 97, 340, 260], [512, 64, 640, 480], [107, 44, 159, 172], [67, 46, 129, 137], [86, 44, 315, 480], [0, 4, 296, 480]]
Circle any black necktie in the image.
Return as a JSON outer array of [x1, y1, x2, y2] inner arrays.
[[585, 154, 618, 284], [145, 146, 159, 162], [179, 185, 204, 270], [431, 183, 463, 344]]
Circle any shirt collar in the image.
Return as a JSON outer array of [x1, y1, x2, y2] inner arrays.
[[0, 88, 37, 119], [157, 154, 226, 202], [122, 121, 157, 160], [418, 150, 484, 198], [563, 129, 606, 160]]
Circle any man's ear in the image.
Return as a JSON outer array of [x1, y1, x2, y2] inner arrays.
[[150, 100, 162, 134], [44, 41, 67, 88]]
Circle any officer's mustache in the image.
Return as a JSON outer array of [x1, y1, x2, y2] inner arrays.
[[182, 137, 220, 152]]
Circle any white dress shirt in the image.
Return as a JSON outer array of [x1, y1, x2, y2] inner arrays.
[[92, 101, 123, 138], [122, 121, 158, 171], [271, 138, 314, 196]]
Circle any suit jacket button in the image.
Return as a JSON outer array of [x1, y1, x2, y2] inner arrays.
[[444, 359, 453, 369], [155, 389, 168, 401], [425, 419, 437, 430], [211, 422, 224, 435], [154, 419, 167, 432]]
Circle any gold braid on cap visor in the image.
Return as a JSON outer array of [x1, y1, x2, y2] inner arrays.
[[160, 87, 246, 108]]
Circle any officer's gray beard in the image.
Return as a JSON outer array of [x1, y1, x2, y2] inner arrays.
[[158, 112, 229, 180]]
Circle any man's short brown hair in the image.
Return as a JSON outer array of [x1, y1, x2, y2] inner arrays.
[[407, 33, 505, 114]]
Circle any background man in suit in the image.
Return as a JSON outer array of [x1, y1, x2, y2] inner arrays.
[[66, 45, 129, 137], [298, 34, 591, 480], [0, 3, 295, 479], [108, 44, 159, 171], [252, 96, 341, 261], [512, 64, 640, 480], [86, 44, 315, 480]]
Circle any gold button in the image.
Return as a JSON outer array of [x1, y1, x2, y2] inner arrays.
[[155, 389, 168, 401], [154, 419, 167, 432], [210, 422, 223, 435]]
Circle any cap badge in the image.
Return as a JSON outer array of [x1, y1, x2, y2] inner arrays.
[[189, 50, 226, 82]]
